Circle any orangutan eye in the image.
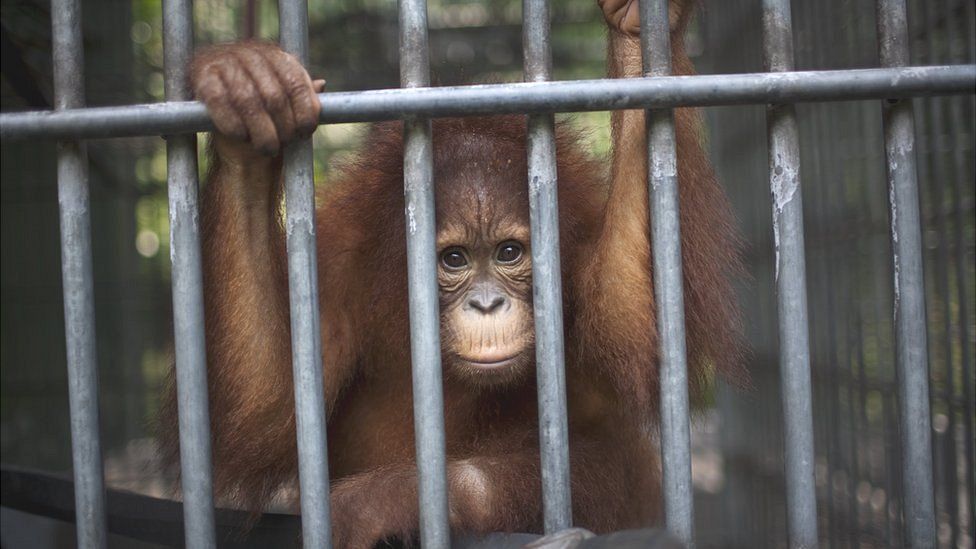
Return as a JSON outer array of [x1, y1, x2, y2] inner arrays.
[[496, 242, 523, 264], [440, 248, 468, 270]]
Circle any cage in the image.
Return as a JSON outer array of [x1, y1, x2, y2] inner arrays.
[[0, 0, 973, 547]]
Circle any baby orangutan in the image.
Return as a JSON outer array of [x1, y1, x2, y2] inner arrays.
[[160, 0, 743, 546]]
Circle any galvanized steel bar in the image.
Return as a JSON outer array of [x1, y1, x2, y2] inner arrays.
[[399, 0, 450, 547], [919, 3, 961, 543], [523, 0, 572, 534], [2, 66, 973, 141], [640, 0, 693, 544], [876, 0, 937, 547], [279, 0, 332, 547], [948, 48, 976, 549], [161, 0, 217, 547], [762, 1, 818, 547], [941, 0, 975, 534], [51, 0, 107, 546]]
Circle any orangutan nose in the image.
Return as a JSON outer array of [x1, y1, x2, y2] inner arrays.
[[467, 286, 507, 314]]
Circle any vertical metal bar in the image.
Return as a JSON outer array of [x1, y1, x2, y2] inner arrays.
[[854, 310, 872, 537], [398, 0, 449, 547], [945, 0, 976, 534], [278, 1, 332, 547], [966, 0, 976, 64], [161, 0, 217, 547], [522, 0, 572, 534], [51, 0, 107, 547], [761, 1, 819, 547], [639, 0, 693, 544], [875, 1, 937, 547], [920, 3, 961, 543], [884, 391, 905, 546], [943, 0, 975, 536]]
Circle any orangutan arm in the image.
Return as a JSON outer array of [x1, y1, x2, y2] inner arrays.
[[574, 1, 744, 415]]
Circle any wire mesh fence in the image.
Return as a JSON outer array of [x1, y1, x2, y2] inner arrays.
[[697, 0, 974, 546]]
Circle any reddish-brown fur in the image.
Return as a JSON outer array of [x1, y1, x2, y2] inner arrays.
[[160, 2, 743, 546]]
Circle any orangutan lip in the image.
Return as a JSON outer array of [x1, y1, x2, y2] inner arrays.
[[461, 355, 519, 367]]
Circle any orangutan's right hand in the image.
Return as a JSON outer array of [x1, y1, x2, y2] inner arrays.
[[190, 41, 325, 156]]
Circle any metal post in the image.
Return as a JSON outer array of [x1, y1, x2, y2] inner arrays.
[[51, 0, 107, 546], [278, 0, 332, 547], [875, 0, 937, 547], [944, 3, 976, 535], [522, 0, 572, 534], [161, 0, 217, 546], [398, 0, 450, 547], [639, 0, 693, 544], [762, 1, 819, 547]]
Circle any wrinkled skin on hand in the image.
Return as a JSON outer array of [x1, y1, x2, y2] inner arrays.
[[189, 41, 325, 156]]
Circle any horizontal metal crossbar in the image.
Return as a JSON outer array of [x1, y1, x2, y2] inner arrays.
[[1, 65, 972, 141]]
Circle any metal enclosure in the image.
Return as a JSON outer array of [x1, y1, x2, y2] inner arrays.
[[0, 0, 973, 547]]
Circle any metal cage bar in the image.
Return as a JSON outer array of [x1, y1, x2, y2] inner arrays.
[[3, 66, 973, 141], [876, 0, 937, 547], [761, 1, 818, 547], [523, 0, 573, 534], [161, 0, 217, 546], [278, 0, 333, 547], [639, 0, 693, 545], [50, 0, 107, 546], [398, 0, 450, 547]]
